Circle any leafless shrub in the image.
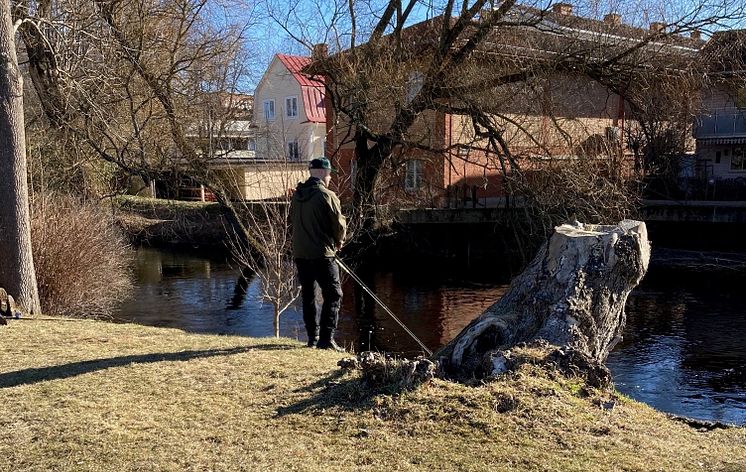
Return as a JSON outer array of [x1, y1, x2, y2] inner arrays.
[[514, 156, 642, 230], [227, 163, 301, 337], [31, 195, 133, 318]]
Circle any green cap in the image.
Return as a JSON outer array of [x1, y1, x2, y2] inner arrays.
[[309, 157, 332, 170]]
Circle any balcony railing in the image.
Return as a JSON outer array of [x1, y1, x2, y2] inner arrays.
[[695, 109, 746, 139]]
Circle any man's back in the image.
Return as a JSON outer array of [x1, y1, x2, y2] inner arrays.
[[291, 177, 346, 259]]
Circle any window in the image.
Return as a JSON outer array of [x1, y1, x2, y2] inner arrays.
[[731, 147, 745, 170], [285, 96, 298, 118], [248, 140, 256, 151], [737, 88, 746, 109], [263, 99, 275, 120], [405, 159, 424, 190], [288, 141, 300, 161], [716, 151, 722, 164]]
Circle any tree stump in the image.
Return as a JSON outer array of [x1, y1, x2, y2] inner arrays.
[[436, 220, 650, 382]]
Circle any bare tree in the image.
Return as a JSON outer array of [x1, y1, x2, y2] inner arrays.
[[270, 0, 744, 234], [228, 162, 301, 338], [13, 0, 260, 250], [0, 3, 40, 314]]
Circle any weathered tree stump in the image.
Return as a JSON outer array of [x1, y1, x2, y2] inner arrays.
[[436, 220, 650, 383]]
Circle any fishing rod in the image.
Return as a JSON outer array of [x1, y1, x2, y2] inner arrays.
[[335, 256, 433, 356]]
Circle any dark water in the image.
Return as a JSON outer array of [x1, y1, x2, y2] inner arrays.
[[115, 247, 746, 425]]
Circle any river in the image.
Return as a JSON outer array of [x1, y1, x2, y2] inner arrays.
[[115, 247, 746, 425]]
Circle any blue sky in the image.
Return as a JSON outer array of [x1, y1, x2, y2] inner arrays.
[[231, 0, 745, 92]]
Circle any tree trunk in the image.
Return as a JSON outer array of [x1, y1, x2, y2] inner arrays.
[[352, 131, 391, 233], [0, 5, 41, 315], [274, 304, 280, 338], [437, 220, 650, 381]]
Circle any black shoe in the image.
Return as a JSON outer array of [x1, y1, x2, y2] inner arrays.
[[306, 336, 318, 348], [316, 339, 345, 352]]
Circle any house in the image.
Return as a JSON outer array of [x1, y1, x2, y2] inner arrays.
[[253, 52, 327, 164], [694, 30, 746, 192], [320, 4, 703, 208], [151, 92, 307, 202], [190, 93, 257, 159]]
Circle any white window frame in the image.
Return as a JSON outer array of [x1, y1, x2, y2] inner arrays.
[[405, 159, 424, 191], [288, 141, 300, 161], [263, 99, 275, 121], [285, 96, 298, 119]]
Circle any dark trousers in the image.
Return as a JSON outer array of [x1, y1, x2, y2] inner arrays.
[[295, 257, 342, 340]]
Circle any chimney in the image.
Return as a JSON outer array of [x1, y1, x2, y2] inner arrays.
[[690, 30, 701, 40], [649, 22, 666, 33], [312, 43, 328, 60], [552, 3, 573, 16], [603, 13, 622, 26]]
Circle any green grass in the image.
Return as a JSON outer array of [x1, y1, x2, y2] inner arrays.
[[1, 318, 744, 471], [108, 195, 228, 247], [110, 195, 223, 219]]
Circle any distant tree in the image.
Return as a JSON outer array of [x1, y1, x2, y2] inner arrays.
[[271, 0, 743, 232], [0, 2, 40, 314], [13, 0, 258, 249]]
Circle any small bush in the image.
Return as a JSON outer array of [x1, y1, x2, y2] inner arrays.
[[31, 195, 133, 318]]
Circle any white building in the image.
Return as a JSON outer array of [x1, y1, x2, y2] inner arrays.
[[253, 53, 327, 164], [694, 30, 746, 182]]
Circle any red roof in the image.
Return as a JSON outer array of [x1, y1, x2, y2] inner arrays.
[[276, 54, 326, 123]]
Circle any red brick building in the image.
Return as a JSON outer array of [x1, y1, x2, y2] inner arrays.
[[322, 5, 702, 208]]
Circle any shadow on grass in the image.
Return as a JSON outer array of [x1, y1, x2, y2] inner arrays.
[[0, 344, 296, 389], [276, 370, 405, 417]]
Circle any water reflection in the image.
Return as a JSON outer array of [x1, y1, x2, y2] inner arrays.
[[118, 249, 306, 338], [115, 248, 746, 424]]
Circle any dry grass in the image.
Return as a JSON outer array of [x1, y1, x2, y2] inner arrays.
[[111, 195, 223, 219], [1, 319, 744, 472]]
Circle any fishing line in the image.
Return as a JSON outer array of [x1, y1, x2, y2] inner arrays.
[[335, 256, 433, 356]]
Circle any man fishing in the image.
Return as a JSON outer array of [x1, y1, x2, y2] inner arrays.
[[290, 157, 347, 351]]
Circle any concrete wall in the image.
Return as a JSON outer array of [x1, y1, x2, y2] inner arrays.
[[212, 163, 308, 200]]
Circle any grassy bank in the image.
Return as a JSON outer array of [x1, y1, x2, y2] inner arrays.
[[109, 195, 229, 248], [1, 319, 744, 471]]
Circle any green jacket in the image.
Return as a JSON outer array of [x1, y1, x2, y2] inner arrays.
[[291, 177, 347, 259]]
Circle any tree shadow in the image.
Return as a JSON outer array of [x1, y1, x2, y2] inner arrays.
[[0, 343, 296, 389], [276, 370, 404, 417]]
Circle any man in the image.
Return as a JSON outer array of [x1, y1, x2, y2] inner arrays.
[[290, 157, 347, 351]]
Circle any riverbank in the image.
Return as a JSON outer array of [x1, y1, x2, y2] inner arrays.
[[2, 319, 744, 471], [111, 195, 229, 249], [112, 196, 746, 272]]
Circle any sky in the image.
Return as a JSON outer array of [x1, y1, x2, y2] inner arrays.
[[226, 0, 745, 92]]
